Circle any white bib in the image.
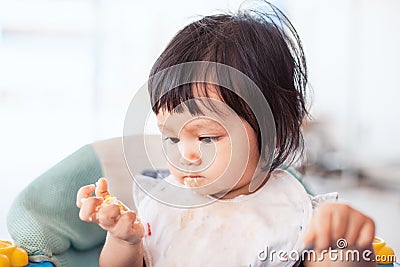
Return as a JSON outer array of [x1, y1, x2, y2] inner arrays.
[[134, 170, 323, 267]]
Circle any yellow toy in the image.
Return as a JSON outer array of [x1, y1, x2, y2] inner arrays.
[[0, 240, 28, 267], [373, 237, 396, 266]]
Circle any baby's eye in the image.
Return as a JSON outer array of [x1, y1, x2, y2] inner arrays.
[[199, 136, 219, 144], [163, 137, 180, 144]]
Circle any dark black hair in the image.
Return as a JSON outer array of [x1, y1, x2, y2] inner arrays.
[[148, 1, 309, 172]]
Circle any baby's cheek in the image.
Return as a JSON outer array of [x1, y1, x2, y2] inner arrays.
[[167, 164, 183, 182]]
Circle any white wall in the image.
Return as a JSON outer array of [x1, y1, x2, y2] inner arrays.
[[288, 0, 400, 167]]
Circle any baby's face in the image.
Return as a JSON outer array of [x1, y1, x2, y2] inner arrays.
[[156, 98, 261, 198]]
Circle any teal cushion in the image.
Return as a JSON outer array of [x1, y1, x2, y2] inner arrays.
[[7, 145, 106, 267]]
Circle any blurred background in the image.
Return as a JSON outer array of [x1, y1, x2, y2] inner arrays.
[[0, 0, 399, 253]]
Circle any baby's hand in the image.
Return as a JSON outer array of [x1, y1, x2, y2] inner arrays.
[[303, 203, 375, 251], [76, 178, 144, 245]]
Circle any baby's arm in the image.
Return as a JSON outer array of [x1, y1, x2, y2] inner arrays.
[[76, 178, 144, 267], [303, 203, 376, 267]]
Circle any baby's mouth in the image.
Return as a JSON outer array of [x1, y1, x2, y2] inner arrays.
[[182, 176, 206, 187]]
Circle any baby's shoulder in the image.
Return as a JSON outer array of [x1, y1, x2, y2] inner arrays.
[[262, 169, 311, 200]]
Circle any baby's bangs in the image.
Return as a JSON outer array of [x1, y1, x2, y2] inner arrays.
[[151, 82, 229, 116]]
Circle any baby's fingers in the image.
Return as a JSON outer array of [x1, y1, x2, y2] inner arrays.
[[97, 204, 121, 229], [79, 197, 103, 222], [110, 211, 144, 244], [95, 177, 110, 197], [76, 184, 95, 208], [340, 208, 374, 248], [355, 217, 375, 248], [304, 206, 332, 252], [302, 228, 315, 249]]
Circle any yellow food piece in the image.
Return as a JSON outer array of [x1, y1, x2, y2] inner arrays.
[[104, 194, 127, 211], [0, 254, 10, 267], [10, 248, 28, 267]]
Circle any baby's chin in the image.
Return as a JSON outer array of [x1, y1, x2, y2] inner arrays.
[[179, 177, 236, 197]]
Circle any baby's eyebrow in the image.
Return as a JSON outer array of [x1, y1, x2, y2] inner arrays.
[[187, 119, 224, 131], [158, 119, 225, 133]]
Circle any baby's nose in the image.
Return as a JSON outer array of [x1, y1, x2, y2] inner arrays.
[[178, 142, 202, 166]]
